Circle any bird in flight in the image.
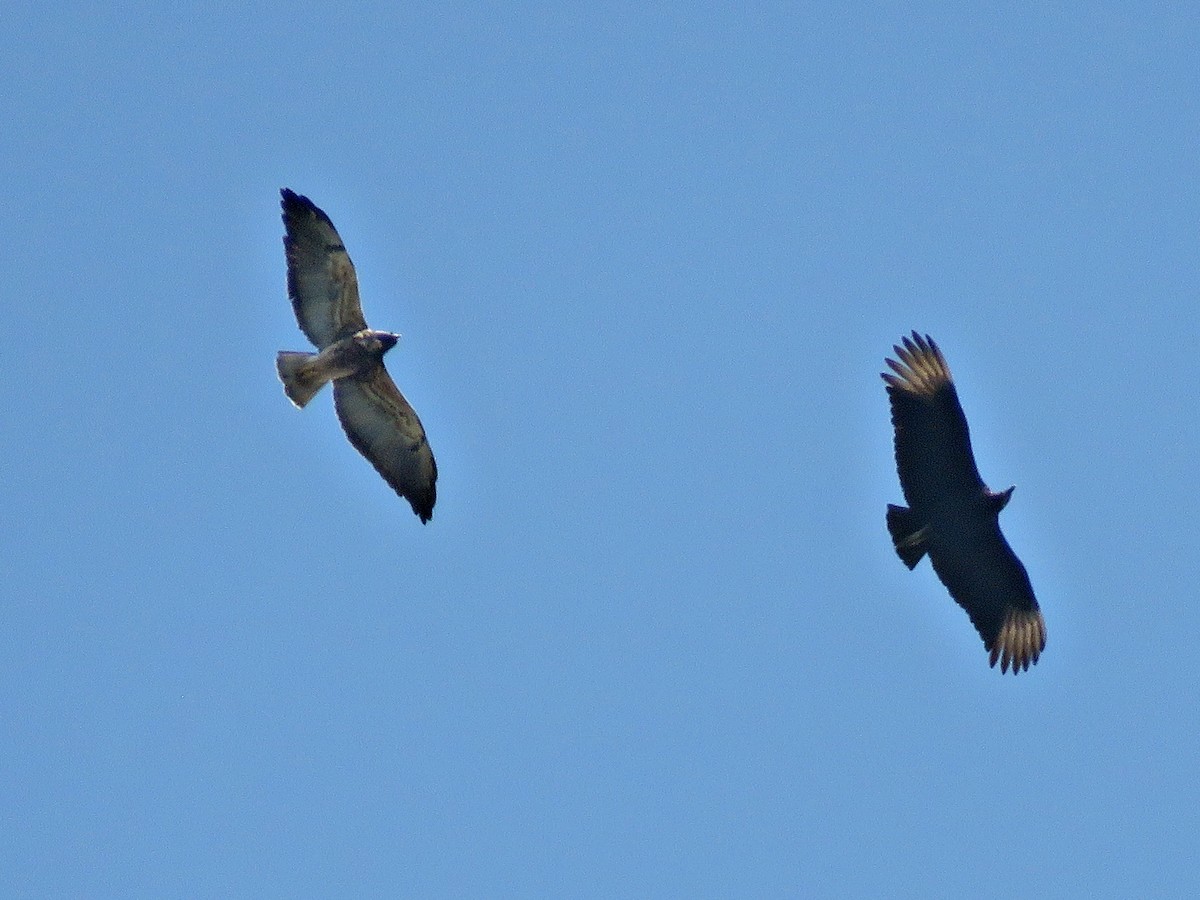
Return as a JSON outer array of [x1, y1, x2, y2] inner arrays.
[[882, 332, 1045, 673], [276, 189, 437, 522]]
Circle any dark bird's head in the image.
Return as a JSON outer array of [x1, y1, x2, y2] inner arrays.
[[352, 330, 400, 357], [986, 485, 1015, 513]]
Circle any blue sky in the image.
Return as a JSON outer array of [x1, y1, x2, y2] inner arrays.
[[4, 3, 1199, 896]]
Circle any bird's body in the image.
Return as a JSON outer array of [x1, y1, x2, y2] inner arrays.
[[277, 329, 398, 408], [276, 189, 437, 523], [882, 332, 1045, 673]]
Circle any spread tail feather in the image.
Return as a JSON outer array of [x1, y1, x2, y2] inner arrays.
[[886, 503, 929, 569], [276, 351, 328, 408]]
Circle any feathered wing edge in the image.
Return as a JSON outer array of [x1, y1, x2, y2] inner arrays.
[[333, 365, 437, 523], [881, 332, 988, 509], [928, 521, 1047, 676], [280, 189, 369, 349], [987, 607, 1047, 674], [879, 332, 952, 397]]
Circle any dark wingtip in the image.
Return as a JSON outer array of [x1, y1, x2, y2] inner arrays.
[[413, 500, 434, 524], [410, 477, 437, 524], [280, 188, 332, 225]]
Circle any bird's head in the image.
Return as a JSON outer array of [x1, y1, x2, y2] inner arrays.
[[354, 330, 400, 355], [987, 485, 1015, 512]]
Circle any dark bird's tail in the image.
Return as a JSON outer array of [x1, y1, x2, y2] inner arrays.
[[886, 504, 929, 569]]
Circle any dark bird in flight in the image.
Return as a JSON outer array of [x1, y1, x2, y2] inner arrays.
[[882, 332, 1045, 673], [276, 189, 437, 522]]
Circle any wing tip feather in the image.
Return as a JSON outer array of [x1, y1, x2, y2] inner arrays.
[[882, 331, 952, 396], [280, 187, 336, 229], [987, 608, 1047, 674]]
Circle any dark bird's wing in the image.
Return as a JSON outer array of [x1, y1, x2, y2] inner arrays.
[[881, 332, 984, 507], [927, 520, 1046, 673], [281, 189, 369, 348], [334, 363, 437, 522]]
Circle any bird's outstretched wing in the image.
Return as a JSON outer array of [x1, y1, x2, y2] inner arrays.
[[281, 189, 369, 348], [882, 332, 985, 507], [333, 363, 437, 522], [926, 516, 1046, 673]]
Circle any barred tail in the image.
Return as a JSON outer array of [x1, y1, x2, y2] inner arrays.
[[886, 504, 929, 569]]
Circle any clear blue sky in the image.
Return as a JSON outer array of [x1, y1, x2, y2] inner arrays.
[[4, 3, 1199, 896]]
